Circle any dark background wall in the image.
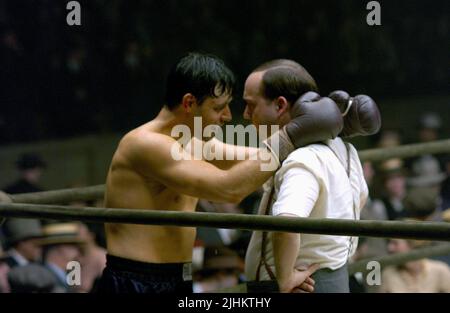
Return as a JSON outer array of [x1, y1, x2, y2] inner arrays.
[[0, 0, 449, 146]]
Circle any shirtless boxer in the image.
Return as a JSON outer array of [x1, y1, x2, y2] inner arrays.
[[97, 53, 343, 293]]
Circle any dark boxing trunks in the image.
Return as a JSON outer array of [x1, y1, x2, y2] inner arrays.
[[96, 254, 193, 294]]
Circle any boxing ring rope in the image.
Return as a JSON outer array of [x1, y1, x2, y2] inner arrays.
[[7, 139, 450, 205], [357, 138, 450, 162], [9, 184, 104, 205], [348, 243, 450, 275], [1, 203, 449, 241]]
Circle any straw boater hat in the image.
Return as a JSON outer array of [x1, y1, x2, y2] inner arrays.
[[36, 222, 86, 246], [379, 158, 407, 180]]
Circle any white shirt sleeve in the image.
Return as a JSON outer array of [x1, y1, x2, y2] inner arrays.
[[272, 166, 320, 218]]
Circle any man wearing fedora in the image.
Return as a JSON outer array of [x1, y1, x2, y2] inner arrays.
[[373, 159, 408, 221], [0, 218, 44, 292], [0, 218, 43, 268], [6, 222, 86, 293], [3, 153, 47, 194]]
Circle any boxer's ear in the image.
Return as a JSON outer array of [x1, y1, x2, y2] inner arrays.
[[181, 93, 197, 112]]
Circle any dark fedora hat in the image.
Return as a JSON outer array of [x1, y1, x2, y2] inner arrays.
[[2, 218, 44, 248], [16, 153, 46, 170]]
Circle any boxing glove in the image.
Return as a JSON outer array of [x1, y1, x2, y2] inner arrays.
[[329, 90, 381, 138], [264, 92, 343, 164]]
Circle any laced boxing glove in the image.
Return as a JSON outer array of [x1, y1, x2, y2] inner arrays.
[[329, 90, 381, 138], [264, 92, 343, 166]]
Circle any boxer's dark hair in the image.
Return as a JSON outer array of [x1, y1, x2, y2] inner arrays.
[[164, 52, 235, 110], [255, 59, 318, 104]]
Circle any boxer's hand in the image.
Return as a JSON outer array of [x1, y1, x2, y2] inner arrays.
[[0, 191, 11, 203], [0, 191, 12, 226], [264, 92, 343, 164], [329, 90, 381, 138], [278, 263, 320, 293], [291, 277, 316, 293]]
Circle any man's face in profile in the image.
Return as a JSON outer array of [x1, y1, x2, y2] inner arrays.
[[243, 71, 280, 129], [196, 92, 233, 128]]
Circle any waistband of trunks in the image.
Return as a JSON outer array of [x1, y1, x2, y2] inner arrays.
[[106, 254, 192, 278]]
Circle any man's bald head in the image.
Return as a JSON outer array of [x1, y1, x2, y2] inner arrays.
[[253, 59, 318, 105], [243, 59, 319, 128]]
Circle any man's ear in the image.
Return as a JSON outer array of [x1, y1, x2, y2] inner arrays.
[[181, 93, 197, 113], [276, 96, 290, 117]]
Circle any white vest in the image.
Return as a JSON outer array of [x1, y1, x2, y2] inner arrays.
[[245, 138, 368, 280]]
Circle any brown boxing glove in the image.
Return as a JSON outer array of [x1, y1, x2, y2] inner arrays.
[[264, 92, 343, 165], [329, 90, 381, 138]]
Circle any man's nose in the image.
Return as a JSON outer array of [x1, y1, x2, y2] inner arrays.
[[243, 105, 251, 120], [221, 105, 232, 123]]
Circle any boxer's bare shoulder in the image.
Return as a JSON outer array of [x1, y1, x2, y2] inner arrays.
[[105, 122, 195, 211], [104, 123, 199, 263]]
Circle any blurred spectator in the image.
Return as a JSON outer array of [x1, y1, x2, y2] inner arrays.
[[196, 193, 261, 259], [405, 158, 450, 267], [3, 153, 46, 194], [38, 222, 86, 292], [196, 200, 241, 246], [376, 129, 402, 148], [193, 246, 244, 293], [409, 112, 446, 182], [8, 263, 62, 293], [417, 112, 442, 143], [77, 223, 106, 293], [0, 218, 43, 267], [379, 239, 450, 293], [407, 155, 447, 192], [441, 155, 450, 213], [372, 159, 408, 220], [403, 187, 441, 221], [0, 218, 43, 292]]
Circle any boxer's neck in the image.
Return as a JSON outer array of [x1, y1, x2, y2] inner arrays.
[[152, 107, 194, 136]]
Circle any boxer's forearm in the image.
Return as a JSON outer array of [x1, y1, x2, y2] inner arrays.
[[204, 138, 261, 169], [130, 133, 277, 203], [273, 229, 300, 282], [214, 150, 277, 203]]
